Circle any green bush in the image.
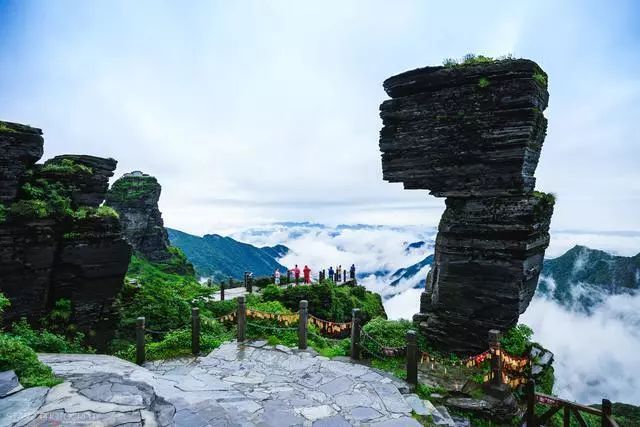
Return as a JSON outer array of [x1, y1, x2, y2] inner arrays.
[[360, 318, 413, 357], [116, 320, 234, 362], [478, 77, 490, 88], [0, 203, 7, 223], [0, 334, 62, 387], [501, 324, 533, 356], [108, 176, 158, 203], [41, 158, 92, 175], [533, 71, 548, 87], [9, 319, 91, 354], [0, 293, 9, 321], [9, 199, 50, 218]]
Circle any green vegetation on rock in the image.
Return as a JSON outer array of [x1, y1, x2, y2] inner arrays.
[[0, 203, 7, 223], [442, 53, 514, 68], [500, 324, 533, 356], [41, 158, 93, 175], [108, 175, 159, 203], [0, 293, 63, 387], [478, 77, 490, 88]]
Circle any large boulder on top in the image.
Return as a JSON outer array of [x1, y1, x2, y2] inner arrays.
[[0, 121, 44, 203]]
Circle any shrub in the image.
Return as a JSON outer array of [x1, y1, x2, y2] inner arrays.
[[95, 205, 119, 218], [0, 293, 9, 321], [0, 203, 7, 223], [9, 199, 50, 218], [478, 77, 490, 88], [9, 319, 91, 354], [533, 71, 548, 87], [0, 334, 62, 387], [108, 176, 158, 203], [501, 324, 533, 356], [41, 158, 92, 175], [360, 318, 413, 357]]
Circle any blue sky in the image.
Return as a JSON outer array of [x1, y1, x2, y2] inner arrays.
[[1, 1, 639, 234]]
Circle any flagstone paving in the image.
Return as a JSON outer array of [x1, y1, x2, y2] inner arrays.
[[1, 341, 428, 426]]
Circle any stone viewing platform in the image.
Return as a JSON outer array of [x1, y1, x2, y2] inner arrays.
[[0, 341, 467, 426]]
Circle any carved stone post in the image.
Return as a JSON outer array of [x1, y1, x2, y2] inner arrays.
[[191, 307, 200, 355], [350, 308, 361, 360], [298, 300, 308, 350], [136, 317, 145, 365], [484, 329, 510, 398], [406, 330, 418, 387], [237, 296, 247, 342]]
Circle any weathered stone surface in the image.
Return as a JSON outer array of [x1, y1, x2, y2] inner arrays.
[[379, 59, 554, 354], [27, 341, 419, 426], [43, 155, 117, 207], [0, 121, 131, 351], [380, 59, 548, 197], [106, 172, 172, 262], [0, 121, 44, 203], [0, 370, 22, 398]]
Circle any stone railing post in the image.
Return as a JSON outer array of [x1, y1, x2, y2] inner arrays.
[[136, 317, 145, 365], [602, 399, 612, 427], [191, 307, 200, 355], [221, 281, 226, 301], [484, 329, 511, 398], [350, 308, 361, 360], [237, 296, 247, 342], [298, 300, 308, 350], [343, 270, 346, 282], [406, 330, 418, 386], [287, 270, 291, 283], [526, 379, 536, 427]]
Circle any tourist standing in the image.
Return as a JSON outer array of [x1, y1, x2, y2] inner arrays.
[[350, 264, 356, 280], [336, 265, 342, 282], [291, 264, 301, 286], [303, 265, 311, 284], [274, 268, 281, 285], [328, 266, 334, 282]]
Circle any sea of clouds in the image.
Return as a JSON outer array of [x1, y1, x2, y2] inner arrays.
[[231, 223, 640, 405]]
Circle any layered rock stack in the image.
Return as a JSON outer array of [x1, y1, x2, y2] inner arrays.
[[379, 59, 555, 354], [106, 171, 172, 262], [0, 120, 131, 351]]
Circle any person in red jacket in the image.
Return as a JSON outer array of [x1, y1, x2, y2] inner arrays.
[[291, 264, 301, 285], [303, 265, 311, 284]]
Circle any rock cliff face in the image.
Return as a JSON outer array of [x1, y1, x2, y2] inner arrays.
[[106, 172, 172, 262], [0, 120, 131, 351], [379, 59, 555, 354]]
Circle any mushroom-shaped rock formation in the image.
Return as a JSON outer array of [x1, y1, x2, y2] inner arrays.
[[379, 58, 555, 354]]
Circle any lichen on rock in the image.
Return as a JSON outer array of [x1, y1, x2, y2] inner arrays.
[[379, 58, 555, 354]]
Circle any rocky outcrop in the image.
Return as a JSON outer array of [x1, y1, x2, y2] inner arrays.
[[0, 120, 131, 351], [0, 121, 44, 202], [43, 155, 118, 207], [106, 172, 172, 262], [379, 59, 555, 354]]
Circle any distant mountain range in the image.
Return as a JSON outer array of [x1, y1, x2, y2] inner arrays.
[[386, 245, 639, 312], [167, 228, 288, 281], [538, 245, 640, 311]]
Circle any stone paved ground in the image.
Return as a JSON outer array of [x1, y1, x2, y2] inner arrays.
[[1, 341, 432, 426]]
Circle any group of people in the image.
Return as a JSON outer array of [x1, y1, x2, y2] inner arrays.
[[272, 264, 356, 286]]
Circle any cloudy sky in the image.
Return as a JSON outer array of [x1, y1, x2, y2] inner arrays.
[[1, 1, 639, 235]]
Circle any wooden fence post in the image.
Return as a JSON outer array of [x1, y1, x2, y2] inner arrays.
[[602, 399, 612, 427], [221, 281, 226, 301], [237, 296, 247, 342], [350, 308, 361, 360], [526, 379, 536, 427], [136, 317, 145, 365], [488, 329, 503, 386], [298, 300, 308, 350], [191, 307, 200, 356], [406, 330, 418, 387]]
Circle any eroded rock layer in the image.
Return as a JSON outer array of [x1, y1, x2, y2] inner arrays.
[[0, 120, 131, 351], [106, 172, 172, 262], [379, 59, 554, 354], [380, 59, 548, 197]]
